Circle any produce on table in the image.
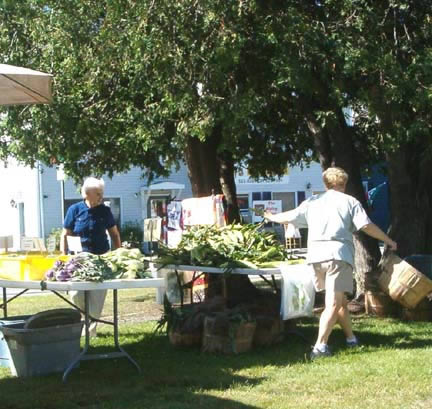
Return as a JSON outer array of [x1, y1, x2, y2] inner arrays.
[[101, 248, 149, 279], [45, 248, 150, 282], [156, 223, 297, 272], [45, 252, 114, 282]]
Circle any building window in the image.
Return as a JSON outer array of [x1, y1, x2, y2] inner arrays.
[[297, 191, 306, 205], [273, 192, 296, 211], [252, 191, 272, 201], [236, 195, 249, 211], [252, 192, 261, 201]]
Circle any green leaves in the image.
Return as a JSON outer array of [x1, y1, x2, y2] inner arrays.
[[156, 223, 290, 273], [1, 1, 432, 184]]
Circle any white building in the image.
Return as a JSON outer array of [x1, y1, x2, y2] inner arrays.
[[235, 163, 325, 222], [0, 161, 192, 248], [0, 159, 325, 248], [0, 160, 44, 247]]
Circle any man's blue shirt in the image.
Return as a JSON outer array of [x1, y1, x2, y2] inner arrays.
[[63, 201, 116, 254]]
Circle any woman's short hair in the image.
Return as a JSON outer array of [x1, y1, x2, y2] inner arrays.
[[322, 167, 348, 189], [81, 177, 105, 198]]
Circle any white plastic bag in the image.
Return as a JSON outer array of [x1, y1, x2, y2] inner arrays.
[[280, 264, 315, 320]]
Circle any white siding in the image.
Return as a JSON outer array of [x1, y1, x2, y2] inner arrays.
[[41, 165, 64, 236], [1, 158, 323, 245], [42, 162, 193, 234], [236, 162, 325, 200], [0, 160, 42, 248]]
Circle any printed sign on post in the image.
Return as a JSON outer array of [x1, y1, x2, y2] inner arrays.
[[252, 200, 282, 223], [0, 235, 13, 250], [21, 237, 35, 252]]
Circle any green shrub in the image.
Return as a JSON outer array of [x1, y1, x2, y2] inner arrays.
[[48, 227, 63, 251], [120, 221, 143, 247]]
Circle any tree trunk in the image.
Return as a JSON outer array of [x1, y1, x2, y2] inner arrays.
[[218, 152, 241, 224], [184, 131, 222, 197], [385, 143, 432, 259], [183, 128, 265, 306], [307, 110, 382, 296]]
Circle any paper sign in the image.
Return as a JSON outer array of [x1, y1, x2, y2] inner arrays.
[[67, 236, 82, 253], [21, 237, 35, 251], [143, 218, 162, 242], [252, 200, 282, 223], [47, 236, 57, 253]]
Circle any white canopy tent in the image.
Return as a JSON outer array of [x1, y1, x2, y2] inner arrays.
[[0, 63, 52, 106]]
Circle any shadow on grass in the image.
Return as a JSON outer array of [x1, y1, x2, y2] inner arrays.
[[0, 345, 264, 409], [304, 316, 432, 352], [0, 320, 315, 409], [1, 316, 430, 409], [352, 328, 432, 350]]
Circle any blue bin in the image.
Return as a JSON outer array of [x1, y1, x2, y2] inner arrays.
[[404, 255, 432, 280], [0, 315, 32, 368]]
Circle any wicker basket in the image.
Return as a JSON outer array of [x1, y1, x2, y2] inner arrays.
[[401, 298, 432, 322], [365, 291, 400, 317], [168, 329, 202, 347], [253, 315, 284, 346], [379, 254, 432, 309], [202, 315, 256, 354]]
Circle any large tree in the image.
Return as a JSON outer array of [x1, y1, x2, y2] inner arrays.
[[0, 1, 313, 304], [261, 2, 385, 295], [263, 0, 432, 294], [345, 1, 432, 260], [2, 1, 432, 301], [0, 1, 311, 213]]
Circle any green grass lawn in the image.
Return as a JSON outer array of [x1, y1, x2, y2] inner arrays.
[[0, 290, 431, 409]]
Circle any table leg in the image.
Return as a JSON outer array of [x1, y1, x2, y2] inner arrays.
[[62, 290, 90, 382], [2, 288, 6, 318], [112, 289, 141, 373], [0, 288, 29, 318], [63, 289, 141, 381]]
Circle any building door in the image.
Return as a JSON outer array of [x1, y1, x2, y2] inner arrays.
[[148, 196, 169, 218], [147, 196, 169, 243]]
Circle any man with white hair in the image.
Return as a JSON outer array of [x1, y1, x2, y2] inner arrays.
[[61, 177, 121, 335], [266, 167, 397, 359], [61, 177, 121, 254]]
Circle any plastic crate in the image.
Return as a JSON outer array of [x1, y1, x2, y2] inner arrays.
[[0, 309, 83, 377], [0, 254, 70, 281], [0, 315, 32, 368], [24, 255, 70, 281], [0, 255, 28, 280]]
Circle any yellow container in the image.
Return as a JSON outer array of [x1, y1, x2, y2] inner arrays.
[[0, 255, 28, 281], [0, 254, 70, 281], [24, 255, 70, 281]]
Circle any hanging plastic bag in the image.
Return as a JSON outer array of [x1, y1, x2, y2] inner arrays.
[[280, 264, 315, 320]]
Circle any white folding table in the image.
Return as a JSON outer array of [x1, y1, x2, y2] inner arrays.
[[152, 262, 308, 300], [0, 278, 166, 381]]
